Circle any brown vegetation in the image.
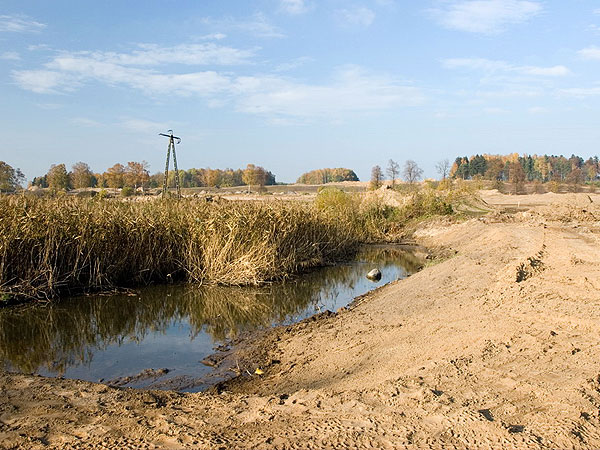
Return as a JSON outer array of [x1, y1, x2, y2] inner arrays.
[[0, 197, 368, 300], [0, 183, 463, 301]]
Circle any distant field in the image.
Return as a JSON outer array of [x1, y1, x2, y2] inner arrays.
[[180, 181, 369, 196]]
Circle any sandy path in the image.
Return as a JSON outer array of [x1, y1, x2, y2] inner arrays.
[[2, 192, 600, 449]]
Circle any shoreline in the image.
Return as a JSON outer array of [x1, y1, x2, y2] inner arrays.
[[1, 242, 427, 394]]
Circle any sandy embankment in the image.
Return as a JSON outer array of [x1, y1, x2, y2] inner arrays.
[[2, 191, 600, 449]]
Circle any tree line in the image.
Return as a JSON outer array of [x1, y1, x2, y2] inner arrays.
[[29, 162, 277, 192], [369, 159, 424, 189], [296, 168, 359, 184], [450, 153, 600, 184]]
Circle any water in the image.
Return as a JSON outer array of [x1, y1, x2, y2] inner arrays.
[[0, 245, 422, 391]]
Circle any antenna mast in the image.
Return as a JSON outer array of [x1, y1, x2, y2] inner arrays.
[[159, 130, 181, 198]]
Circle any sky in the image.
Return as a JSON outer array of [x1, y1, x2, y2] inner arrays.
[[1, 0, 600, 183]]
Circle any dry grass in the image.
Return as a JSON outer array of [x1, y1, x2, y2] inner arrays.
[[0, 185, 465, 301], [0, 197, 363, 300]]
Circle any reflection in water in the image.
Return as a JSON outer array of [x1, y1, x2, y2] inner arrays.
[[0, 246, 422, 385]]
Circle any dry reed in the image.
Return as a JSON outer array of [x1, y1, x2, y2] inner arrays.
[[0, 196, 363, 300], [0, 185, 462, 301]]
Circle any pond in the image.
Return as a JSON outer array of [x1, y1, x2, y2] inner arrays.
[[0, 245, 423, 392]]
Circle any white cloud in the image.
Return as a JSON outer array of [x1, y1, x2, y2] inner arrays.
[[202, 13, 285, 38], [578, 46, 600, 60], [559, 87, 600, 98], [14, 44, 423, 120], [443, 58, 570, 77], [120, 118, 174, 133], [36, 102, 63, 110], [28, 44, 52, 51], [476, 87, 543, 98], [0, 14, 46, 33], [14, 63, 231, 96], [234, 66, 424, 118], [432, 0, 542, 34], [0, 51, 20, 60], [588, 24, 600, 34], [275, 56, 312, 72], [12, 43, 255, 95], [198, 33, 227, 40], [71, 117, 103, 127], [279, 0, 310, 15], [337, 7, 376, 27], [12, 69, 78, 94], [520, 65, 569, 76], [79, 43, 255, 66]]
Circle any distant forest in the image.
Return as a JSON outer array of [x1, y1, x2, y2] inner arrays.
[[451, 154, 599, 184], [30, 163, 276, 191], [296, 168, 359, 184]]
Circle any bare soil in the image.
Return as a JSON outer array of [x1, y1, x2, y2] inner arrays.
[[2, 191, 600, 449]]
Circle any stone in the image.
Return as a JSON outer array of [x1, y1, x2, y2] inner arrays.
[[366, 268, 382, 281]]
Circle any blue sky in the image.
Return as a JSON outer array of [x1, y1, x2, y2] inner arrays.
[[1, 0, 600, 182]]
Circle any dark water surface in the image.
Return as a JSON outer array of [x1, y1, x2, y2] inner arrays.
[[0, 246, 422, 391]]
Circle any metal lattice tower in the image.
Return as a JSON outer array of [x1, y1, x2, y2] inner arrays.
[[159, 130, 181, 198]]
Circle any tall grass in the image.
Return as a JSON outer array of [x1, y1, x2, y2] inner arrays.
[[0, 197, 363, 300], [0, 185, 462, 301]]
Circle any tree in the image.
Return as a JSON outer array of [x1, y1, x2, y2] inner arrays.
[[584, 157, 598, 182], [31, 175, 48, 188], [0, 161, 25, 192], [403, 160, 423, 184], [455, 157, 470, 179], [566, 167, 584, 186], [509, 161, 526, 195], [242, 164, 268, 190], [104, 163, 125, 189], [435, 159, 450, 180], [47, 164, 70, 192], [71, 161, 94, 189], [94, 172, 107, 188], [386, 159, 400, 186], [469, 155, 487, 177], [205, 169, 222, 187], [484, 158, 505, 181], [370, 165, 383, 190], [124, 161, 150, 192], [148, 172, 163, 189]]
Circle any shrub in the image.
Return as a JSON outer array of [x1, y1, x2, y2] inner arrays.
[[548, 181, 560, 193], [121, 186, 134, 197]]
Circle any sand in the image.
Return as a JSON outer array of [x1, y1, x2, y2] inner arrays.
[[2, 191, 600, 449]]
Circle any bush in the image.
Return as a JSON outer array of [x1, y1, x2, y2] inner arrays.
[[315, 187, 355, 212], [121, 186, 134, 197], [548, 181, 560, 193], [533, 180, 545, 194]]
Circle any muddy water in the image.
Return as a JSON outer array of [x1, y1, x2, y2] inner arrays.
[[0, 246, 422, 391]]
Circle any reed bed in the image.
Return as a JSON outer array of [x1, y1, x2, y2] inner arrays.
[[0, 196, 365, 300], [0, 185, 462, 301]]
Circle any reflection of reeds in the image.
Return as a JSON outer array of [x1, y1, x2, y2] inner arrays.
[[0, 197, 363, 299], [0, 247, 422, 374], [357, 245, 424, 274]]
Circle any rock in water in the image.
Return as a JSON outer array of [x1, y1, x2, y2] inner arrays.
[[366, 268, 382, 281]]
